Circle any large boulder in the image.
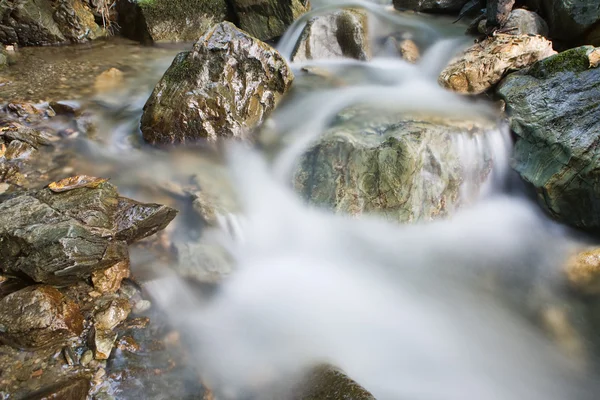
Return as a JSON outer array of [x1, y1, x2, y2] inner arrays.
[[141, 22, 294, 144], [497, 46, 600, 230], [231, 0, 311, 41], [293, 108, 496, 222], [116, 0, 231, 43], [393, 0, 469, 13], [525, 0, 600, 44], [439, 34, 555, 94], [0, 0, 105, 46], [291, 9, 370, 62], [0, 175, 177, 284]]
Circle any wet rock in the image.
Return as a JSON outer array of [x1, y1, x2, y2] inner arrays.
[[397, 38, 420, 63], [174, 241, 233, 283], [116, 0, 230, 43], [478, 8, 549, 36], [565, 248, 600, 295], [0, 177, 177, 284], [291, 365, 375, 399], [90, 328, 117, 360], [496, 46, 600, 230], [80, 349, 93, 366], [25, 378, 90, 400], [439, 34, 555, 94], [94, 298, 131, 331], [485, 0, 516, 32], [393, 0, 469, 13], [141, 22, 294, 144], [49, 100, 82, 116], [94, 68, 124, 93], [291, 9, 370, 62], [524, 0, 600, 44], [232, 0, 311, 41], [0, 0, 105, 46], [91, 261, 130, 294], [293, 108, 495, 222], [3, 139, 35, 160], [0, 285, 83, 349]]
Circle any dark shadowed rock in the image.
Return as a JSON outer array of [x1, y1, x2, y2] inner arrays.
[[478, 8, 549, 36], [0, 285, 83, 349], [26, 378, 90, 400], [0, 176, 177, 284], [497, 46, 600, 230], [291, 9, 370, 62], [485, 0, 516, 32], [232, 0, 311, 41], [141, 22, 294, 144], [393, 0, 469, 13]]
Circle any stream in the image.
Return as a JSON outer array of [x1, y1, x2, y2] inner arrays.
[[1, 1, 600, 399]]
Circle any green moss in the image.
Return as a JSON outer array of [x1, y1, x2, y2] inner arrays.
[[138, 0, 227, 22], [528, 46, 595, 78], [163, 52, 196, 83]]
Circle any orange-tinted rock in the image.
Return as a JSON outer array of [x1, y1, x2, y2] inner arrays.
[[91, 261, 130, 294]]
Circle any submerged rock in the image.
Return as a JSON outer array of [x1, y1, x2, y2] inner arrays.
[[232, 0, 311, 41], [291, 9, 370, 62], [116, 0, 231, 43], [393, 0, 469, 13], [141, 22, 294, 144], [439, 34, 555, 94], [0, 285, 83, 349], [0, 176, 177, 284], [496, 46, 600, 230], [565, 248, 600, 296], [294, 108, 495, 222], [0, 0, 105, 46]]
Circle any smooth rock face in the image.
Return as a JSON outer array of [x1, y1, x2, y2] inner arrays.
[[439, 34, 556, 94], [525, 0, 600, 43], [0, 285, 84, 349], [293, 108, 493, 222], [232, 0, 311, 41], [393, 0, 469, 12], [141, 22, 294, 144], [497, 46, 600, 230], [0, 177, 177, 284], [117, 0, 230, 42], [0, 0, 105, 46], [291, 9, 370, 62], [479, 8, 549, 36]]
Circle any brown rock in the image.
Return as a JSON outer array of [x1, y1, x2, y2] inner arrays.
[[26, 378, 90, 400], [94, 298, 131, 331], [91, 261, 130, 294], [439, 34, 556, 94], [94, 68, 124, 93], [565, 248, 600, 295], [90, 328, 118, 360], [0, 286, 84, 349]]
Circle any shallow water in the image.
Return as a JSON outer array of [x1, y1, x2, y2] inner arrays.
[[2, 2, 600, 399]]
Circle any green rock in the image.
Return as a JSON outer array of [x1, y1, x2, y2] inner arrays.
[[497, 46, 600, 231], [232, 0, 311, 41], [141, 22, 294, 144], [293, 108, 494, 222]]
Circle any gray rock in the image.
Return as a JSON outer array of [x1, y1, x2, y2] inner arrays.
[[0, 285, 84, 349], [479, 8, 549, 36], [0, 0, 105, 46], [524, 0, 600, 43], [116, 0, 230, 43], [439, 34, 555, 94], [393, 0, 469, 13], [293, 108, 495, 222], [496, 46, 600, 230], [141, 22, 294, 144], [291, 9, 370, 62], [485, 0, 516, 32], [0, 176, 177, 284], [232, 0, 311, 41]]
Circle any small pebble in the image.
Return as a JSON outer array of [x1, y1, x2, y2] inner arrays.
[[80, 350, 93, 366]]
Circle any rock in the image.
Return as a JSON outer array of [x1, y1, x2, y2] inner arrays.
[[293, 108, 495, 222], [141, 22, 294, 144], [0, 285, 83, 349], [565, 248, 600, 295], [290, 9, 370, 62], [116, 0, 230, 43], [80, 349, 93, 366], [0, 45, 7, 69], [485, 0, 516, 32], [94, 68, 124, 93], [90, 328, 117, 360], [291, 365, 375, 399], [0, 0, 105, 46], [397, 38, 420, 63], [439, 34, 555, 94], [0, 176, 177, 284], [393, 0, 469, 13], [94, 298, 131, 331], [524, 0, 600, 44], [478, 8, 549, 36], [25, 378, 90, 400], [91, 261, 130, 294], [496, 46, 600, 230], [49, 101, 82, 116], [232, 0, 310, 41], [174, 241, 233, 283]]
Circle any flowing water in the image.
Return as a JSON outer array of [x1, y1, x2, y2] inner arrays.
[[1, 1, 600, 399]]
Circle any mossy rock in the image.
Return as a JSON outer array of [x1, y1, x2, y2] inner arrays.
[[232, 0, 311, 41]]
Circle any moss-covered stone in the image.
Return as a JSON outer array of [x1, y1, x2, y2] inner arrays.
[[141, 22, 294, 144], [496, 46, 600, 231]]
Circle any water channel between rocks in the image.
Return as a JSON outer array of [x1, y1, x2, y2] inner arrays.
[[1, 2, 600, 400]]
